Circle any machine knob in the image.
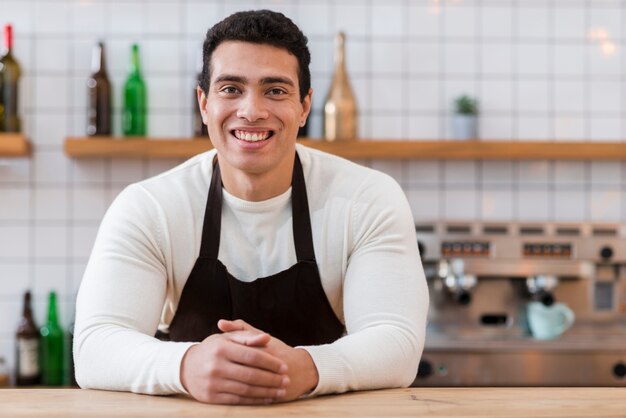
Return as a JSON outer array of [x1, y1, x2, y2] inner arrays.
[[417, 240, 425, 258], [539, 291, 555, 307], [613, 362, 626, 379], [417, 359, 433, 378], [455, 290, 472, 305], [600, 246, 614, 260]]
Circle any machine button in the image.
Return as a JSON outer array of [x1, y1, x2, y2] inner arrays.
[[417, 359, 433, 378], [613, 362, 626, 379], [600, 246, 614, 260], [456, 290, 472, 305]]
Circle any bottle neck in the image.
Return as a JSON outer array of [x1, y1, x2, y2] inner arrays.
[[92, 42, 106, 74], [3, 24, 13, 53], [47, 292, 59, 324], [22, 292, 33, 319], [334, 33, 346, 71], [130, 44, 141, 75]]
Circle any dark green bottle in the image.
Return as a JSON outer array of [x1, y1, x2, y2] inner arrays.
[[40, 291, 65, 386], [0, 24, 22, 132], [123, 44, 147, 137]]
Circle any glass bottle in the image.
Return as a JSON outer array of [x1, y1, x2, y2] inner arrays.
[[87, 41, 112, 136], [0, 357, 9, 388], [40, 291, 65, 386], [0, 24, 22, 132], [15, 290, 40, 386], [323, 32, 357, 142], [123, 44, 147, 137]]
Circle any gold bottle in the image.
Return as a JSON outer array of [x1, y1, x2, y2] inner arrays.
[[323, 32, 357, 141]]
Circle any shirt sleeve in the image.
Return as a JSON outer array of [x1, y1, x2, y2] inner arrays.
[[299, 172, 429, 396], [73, 184, 195, 395]]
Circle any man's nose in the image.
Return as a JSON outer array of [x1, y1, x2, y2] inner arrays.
[[236, 93, 269, 121]]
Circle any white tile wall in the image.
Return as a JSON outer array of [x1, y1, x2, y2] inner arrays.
[[444, 189, 478, 220], [516, 6, 549, 40], [372, 2, 406, 37], [480, 6, 512, 39], [0, 188, 30, 220], [481, 188, 513, 221], [553, 44, 586, 76], [517, 189, 550, 221], [2, 0, 626, 378]]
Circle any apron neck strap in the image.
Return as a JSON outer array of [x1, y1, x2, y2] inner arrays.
[[199, 152, 317, 263], [201, 158, 223, 259], [291, 153, 316, 262]]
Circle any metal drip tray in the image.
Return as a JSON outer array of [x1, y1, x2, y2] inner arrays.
[[425, 330, 626, 352], [414, 330, 626, 387]]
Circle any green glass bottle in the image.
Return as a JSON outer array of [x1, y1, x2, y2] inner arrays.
[[0, 24, 22, 132], [123, 44, 147, 137], [40, 291, 65, 386]]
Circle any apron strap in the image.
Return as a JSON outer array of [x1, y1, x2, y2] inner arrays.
[[198, 152, 316, 263], [292, 153, 316, 262], [199, 159, 222, 259]]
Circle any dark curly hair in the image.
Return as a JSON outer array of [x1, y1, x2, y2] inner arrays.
[[200, 10, 311, 102]]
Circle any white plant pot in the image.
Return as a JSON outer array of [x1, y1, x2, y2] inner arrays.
[[452, 114, 478, 140]]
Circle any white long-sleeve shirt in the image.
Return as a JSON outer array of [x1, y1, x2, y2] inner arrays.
[[74, 144, 429, 396]]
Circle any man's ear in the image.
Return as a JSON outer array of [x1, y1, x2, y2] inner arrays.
[[197, 86, 208, 124], [300, 87, 313, 126]]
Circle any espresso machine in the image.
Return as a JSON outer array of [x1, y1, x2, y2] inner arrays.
[[412, 222, 626, 387]]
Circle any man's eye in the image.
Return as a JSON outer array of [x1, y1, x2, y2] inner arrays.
[[220, 86, 239, 94], [268, 88, 286, 96]]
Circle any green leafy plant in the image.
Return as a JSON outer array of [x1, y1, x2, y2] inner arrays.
[[454, 95, 478, 116]]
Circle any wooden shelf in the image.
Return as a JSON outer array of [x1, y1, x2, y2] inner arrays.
[[64, 137, 626, 160], [65, 137, 211, 158], [0, 134, 31, 157]]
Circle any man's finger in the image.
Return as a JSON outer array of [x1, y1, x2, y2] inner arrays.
[[225, 339, 288, 373], [220, 360, 290, 388], [218, 318, 258, 333], [220, 329, 271, 347], [217, 378, 287, 399]]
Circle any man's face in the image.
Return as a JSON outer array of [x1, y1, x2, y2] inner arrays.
[[199, 41, 312, 181]]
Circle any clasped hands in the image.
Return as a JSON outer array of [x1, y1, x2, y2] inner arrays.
[[180, 319, 319, 405]]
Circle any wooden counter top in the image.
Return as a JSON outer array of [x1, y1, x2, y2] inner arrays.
[[1, 387, 625, 417]]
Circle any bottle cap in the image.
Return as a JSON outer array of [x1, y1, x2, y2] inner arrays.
[[3, 24, 13, 51]]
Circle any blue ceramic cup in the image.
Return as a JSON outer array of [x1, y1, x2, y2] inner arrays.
[[527, 302, 575, 340]]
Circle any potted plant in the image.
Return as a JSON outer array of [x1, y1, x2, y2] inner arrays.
[[452, 94, 478, 140]]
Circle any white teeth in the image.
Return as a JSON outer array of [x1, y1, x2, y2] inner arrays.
[[235, 130, 270, 142]]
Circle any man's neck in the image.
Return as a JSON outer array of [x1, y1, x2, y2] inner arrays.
[[218, 157, 294, 202]]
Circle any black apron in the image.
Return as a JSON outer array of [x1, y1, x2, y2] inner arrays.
[[159, 153, 344, 346]]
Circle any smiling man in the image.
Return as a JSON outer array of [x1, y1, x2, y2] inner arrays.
[[74, 10, 428, 405]]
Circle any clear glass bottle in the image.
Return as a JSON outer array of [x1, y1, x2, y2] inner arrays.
[[323, 32, 357, 142], [0, 24, 22, 133], [40, 291, 65, 386], [87, 41, 112, 136], [123, 44, 147, 137], [15, 290, 40, 386]]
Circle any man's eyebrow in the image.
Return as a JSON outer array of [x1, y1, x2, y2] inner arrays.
[[213, 75, 295, 88], [213, 75, 248, 84], [260, 76, 295, 87]]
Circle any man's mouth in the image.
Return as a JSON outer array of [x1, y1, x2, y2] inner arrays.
[[232, 130, 273, 142]]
